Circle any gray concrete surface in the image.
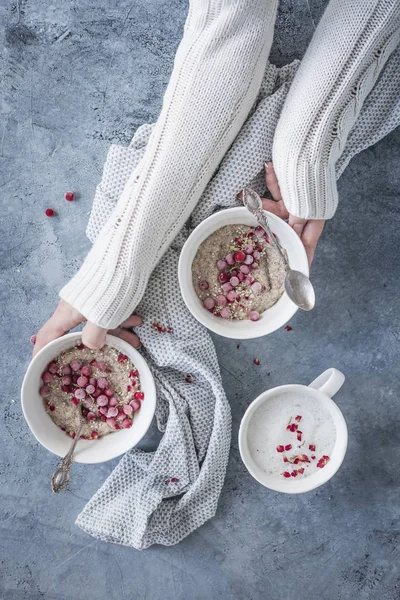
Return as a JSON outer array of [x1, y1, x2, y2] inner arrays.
[[1, 1, 399, 599]]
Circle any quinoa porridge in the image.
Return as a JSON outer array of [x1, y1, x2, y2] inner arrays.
[[39, 343, 143, 440], [192, 224, 288, 320]]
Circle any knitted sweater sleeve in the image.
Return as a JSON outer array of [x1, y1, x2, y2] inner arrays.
[[59, 0, 278, 329], [272, 0, 400, 220]]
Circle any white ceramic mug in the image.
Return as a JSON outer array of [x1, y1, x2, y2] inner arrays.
[[21, 332, 156, 464], [238, 368, 347, 493]]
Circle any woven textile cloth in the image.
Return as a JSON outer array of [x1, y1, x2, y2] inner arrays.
[[76, 54, 400, 548]]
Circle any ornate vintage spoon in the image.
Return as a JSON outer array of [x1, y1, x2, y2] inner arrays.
[[242, 187, 315, 311], [51, 421, 84, 493]]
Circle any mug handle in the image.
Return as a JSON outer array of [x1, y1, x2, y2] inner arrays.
[[308, 368, 345, 398]]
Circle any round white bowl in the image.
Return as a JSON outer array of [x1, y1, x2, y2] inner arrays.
[[178, 207, 309, 339], [21, 332, 156, 463], [238, 369, 348, 494]]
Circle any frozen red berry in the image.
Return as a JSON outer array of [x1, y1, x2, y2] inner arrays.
[[237, 272, 245, 281], [30, 335, 37, 345], [134, 391, 144, 401], [62, 375, 72, 386], [70, 360, 82, 372], [48, 362, 58, 374], [233, 251, 245, 263], [104, 387, 114, 398], [45, 208, 54, 217], [97, 377, 108, 389], [217, 259, 227, 271], [74, 388, 86, 400], [85, 384, 95, 395], [99, 406, 108, 415], [61, 384, 71, 393], [122, 418, 132, 429], [107, 406, 119, 418], [204, 297, 215, 310], [199, 281, 209, 291], [229, 276, 239, 287], [221, 282, 233, 294], [42, 371, 52, 383], [216, 295, 227, 306], [244, 254, 254, 265], [96, 394, 108, 406], [276, 445, 284, 453], [77, 375, 88, 387], [81, 365, 91, 377], [106, 417, 116, 427], [87, 411, 96, 420], [39, 386, 50, 397], [90, 431, 99, 439], [109, 397, 118, 407], [239, 265, 250, 275], [123, 404, 133, 415], [249, 311, 260, 322], [65, 191, 75, 201], [62, 365, 72, 375], [129, 399, 141, 411], [219, 272, 228, 283], [220, 307, 231, 319]]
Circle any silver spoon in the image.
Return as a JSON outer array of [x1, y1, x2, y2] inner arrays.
[[51, 422, 84, 493], [242, 187, 315, 311]]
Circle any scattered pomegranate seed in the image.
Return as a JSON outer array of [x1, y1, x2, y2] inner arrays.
[[117, 354, 128, 363], [284, 326, 293, 331], [90, 431, 99, 439], [298, 467, 305, 475], [30, 335, 37, 345], [100, 415, 107, 422], [286, 423, 298, 432], [90, 359, 97, 367], [165, 480, 170, 485], [295, 415, 302, 422], [49, 405, 55, 411], [71, 397, 79, 406], [45, 208, 54, 217], [130, 370, 139, 378], [296, 454, 310, 463], [81, 365, 91, 377], [282, 472, 291, 479], [171, 477, 179, 483], [114, 424, 121, 430], [253, 358, 260, 365], [276, 445, 284, 453], [309, 444, 316, 452], [65, 191, 75, 201], [134, 391, 144, 401], [285, 444, 292, 451], [62, 375, 72, 386], [87, 412, 96, 420], [185, 375, 193, 383], [317, 455, 330, 469], [76, 343, 85, 350], [297, 431, 303, 441], [291, 470, 298, 477], [311, 455, 316, 460]]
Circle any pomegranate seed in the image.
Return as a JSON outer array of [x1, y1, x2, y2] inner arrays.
[[295, 415, 302, 422], [283, 456, 289, 463], [70, 360, 82, 372], [253, 358, 260, 365], [317, 455, 330, 469], [285, 444, 292, 451], [65, 191, 75, 201], [109, 397, 119, 406], [97, 377, 108, 389], [122, 418, 132, 429], [71, 397, 79, 406], [230, 276, 239, 287], [134, 391, 144, 400], [276, 445, 284, 453], [226, 290, 237, 302], [297, 431, 303, 441], [219, 272, 228, 283], [233, 251, 245, 263], [49, 405, 55, 412], [185, 374, 193, 383], [286, 423, 298, 432], [165, 480, 170, 485], [114, 424, 121, 430], [291, 470, 298, 477], [171, 477, 179, 483], [89, 359, 97, 367], [123, 404, 133, 415], [217, 259, 227, 271], [39, 386, 50, 397], [69, 431, 76, 439], [86, 384, 95, 395], [248, 231, 254, 237], [204, 297, 215, 310], [311, 455, 316, 460], [42, 371, 52, 383], [129, 399, 141, 411], [96, 395, 108, 406], [309, 444, 316, 452], [87, 411, 96, 420], [249, 311, 260, 322], [221, 282, 233, 294], [30, 335, 37, 345], [131, 370, 139, 377], [220, 307, 231, 319], [61, 384, 71, 393], [282, 472, 291, 479], [285, 326, 293, 332], [45, 208, 54, 217], [225, 253, 234, 265], [298, 467, 305, 474], [117, 354, 128, 363], [199, 281, 209, 291], [106, 417, 116, 427], [90, 431, 99, 439], [296, 454, 310, 463]]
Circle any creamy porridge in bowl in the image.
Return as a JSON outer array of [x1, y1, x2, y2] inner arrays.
[[178, 207, 309, 339]]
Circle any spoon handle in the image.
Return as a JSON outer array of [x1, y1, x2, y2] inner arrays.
[[51, 423, 84, 493], [254, 207, 288, 267]]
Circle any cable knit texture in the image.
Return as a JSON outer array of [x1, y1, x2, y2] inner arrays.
[[273, 0, 400, 219], [60, 0, 399, 329]]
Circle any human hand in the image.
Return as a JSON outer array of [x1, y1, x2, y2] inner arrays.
[[262, 162, 325, 266], [32, 299, 142, 357]]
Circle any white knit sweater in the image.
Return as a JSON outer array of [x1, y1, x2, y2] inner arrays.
[[60, 0, 400, 329]]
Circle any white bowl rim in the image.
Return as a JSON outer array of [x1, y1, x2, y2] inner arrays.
[[21, 332, 156, 463], [238, 384, 348, 494], [178, 207, 309, 339]]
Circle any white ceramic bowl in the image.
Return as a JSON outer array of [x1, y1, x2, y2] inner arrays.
[[238, 369, 348, 494], [21, 332, 156, 463], [178, 207, 309, 339]]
